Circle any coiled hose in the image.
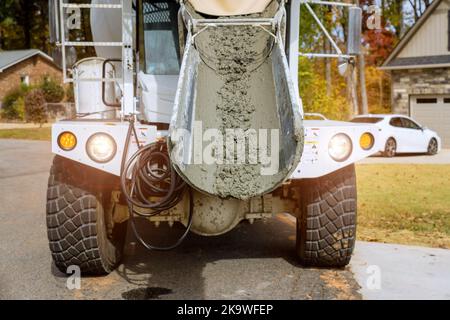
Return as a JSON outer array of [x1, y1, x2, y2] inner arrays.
[[120, 119, 193, 251]]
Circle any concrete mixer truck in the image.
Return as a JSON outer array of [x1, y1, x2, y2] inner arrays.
[[46, 0, 380, 275]]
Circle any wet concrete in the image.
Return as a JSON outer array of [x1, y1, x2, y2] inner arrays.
[[177, 1, 300, 200]]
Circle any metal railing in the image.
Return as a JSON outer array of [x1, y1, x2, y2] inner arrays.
[[54, 0, 135, 116]]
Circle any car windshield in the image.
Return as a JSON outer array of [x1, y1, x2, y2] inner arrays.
[[351, 117, 383, 124], [141, 0, 181, 75]]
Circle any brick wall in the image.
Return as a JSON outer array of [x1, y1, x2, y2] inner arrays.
[[391, 67, 450, 115], [0, 55, 62, 104]]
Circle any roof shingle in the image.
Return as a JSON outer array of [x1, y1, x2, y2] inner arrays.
[[385, 55, 450, 68], [0, 49, 53, 72]]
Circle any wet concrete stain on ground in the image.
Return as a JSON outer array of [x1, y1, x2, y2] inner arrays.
[[62, 216, 361, 300]]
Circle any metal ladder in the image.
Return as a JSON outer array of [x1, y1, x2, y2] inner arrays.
[[52, 0, 135, 115]]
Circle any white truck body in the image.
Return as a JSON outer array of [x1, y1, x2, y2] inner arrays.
[[52, 0, 379, 180], [52, 120, 379, 178]]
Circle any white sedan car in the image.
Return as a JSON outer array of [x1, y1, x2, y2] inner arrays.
[[351, 114, 441, 157]]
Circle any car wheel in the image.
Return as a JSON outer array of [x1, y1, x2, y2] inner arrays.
[[384, 138, 396, 158], [427, 138, 438, 155]]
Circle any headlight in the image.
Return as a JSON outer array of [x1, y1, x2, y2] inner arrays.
[[360, 132, 375, 150], [328, 133, 352, 162], [58, 131, 77, 151], [86, 133, 117, 163]]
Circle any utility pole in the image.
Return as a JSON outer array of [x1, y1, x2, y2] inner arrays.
[[358, 0, 368, 115], [351, 65, 359, 115], [359, 49, 369, 114]]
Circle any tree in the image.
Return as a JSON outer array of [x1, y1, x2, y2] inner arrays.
[[299, 57, 352, 120], [0, 84, 31, 120], [0, 88, 25, 120], [65, 84, 75, 103], [0, 1, 23, 50], [25, 89, 47, 127], [0, 0, 49, 51], [359, 53, 369, 114], [407, 0, 434, 23], [40, 76, 65, 103], [298, 3, 359, 116]]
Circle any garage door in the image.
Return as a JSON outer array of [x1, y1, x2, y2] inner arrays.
[[411, 96, 450, 148]]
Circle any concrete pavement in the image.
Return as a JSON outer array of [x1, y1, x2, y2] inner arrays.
[[351, 242, 450, 300]]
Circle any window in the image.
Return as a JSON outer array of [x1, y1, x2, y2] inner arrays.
[[351, 117, 384, 124], [401, 118, 421, 130], [141, 0, 181, 75], [444, 98, 450, 104], [416, 98, 437, 104], [389, 117, 403, 128], [20, 75, 30, 86]]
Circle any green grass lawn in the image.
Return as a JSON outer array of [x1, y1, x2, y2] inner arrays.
[[356, 164, 450, 249], [0, 127, 51, 141]]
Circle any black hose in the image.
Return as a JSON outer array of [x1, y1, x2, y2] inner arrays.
[[128, 189, 194, 251], [120, 119, 193, 251]]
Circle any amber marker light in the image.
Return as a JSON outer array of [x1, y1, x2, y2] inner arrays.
[[58, 131, 77, 151], [360, 132, 375, 151]]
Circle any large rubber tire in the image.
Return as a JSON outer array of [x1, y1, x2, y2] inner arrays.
[[296, 165, 357, 267], [46, 156, 126, 275]]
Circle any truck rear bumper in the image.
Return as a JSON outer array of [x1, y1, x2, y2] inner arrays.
[[51, 120, 157, 176], [51, 119, 380, 180], [291, 120, 380, 179]]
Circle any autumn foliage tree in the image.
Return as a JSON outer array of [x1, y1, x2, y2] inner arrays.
[[25, 89, 47, 127], [1, 0, 436, 118]]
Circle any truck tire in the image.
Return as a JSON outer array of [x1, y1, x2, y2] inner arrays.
[[46, 156, 126, 275], [296, 165, 357, 267]]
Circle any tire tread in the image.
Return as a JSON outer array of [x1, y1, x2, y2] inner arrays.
[[46, 157, 115, 275], [297, 165, 357, 267]]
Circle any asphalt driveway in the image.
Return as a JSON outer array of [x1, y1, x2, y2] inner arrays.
[[359, 149, 450, 164]]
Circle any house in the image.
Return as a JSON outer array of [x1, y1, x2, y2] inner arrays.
[[0, 49, 62, 106], [381, 0, 450, 147]]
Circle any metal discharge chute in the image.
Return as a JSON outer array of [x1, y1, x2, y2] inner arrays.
[[168, 0, 303, 200]]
